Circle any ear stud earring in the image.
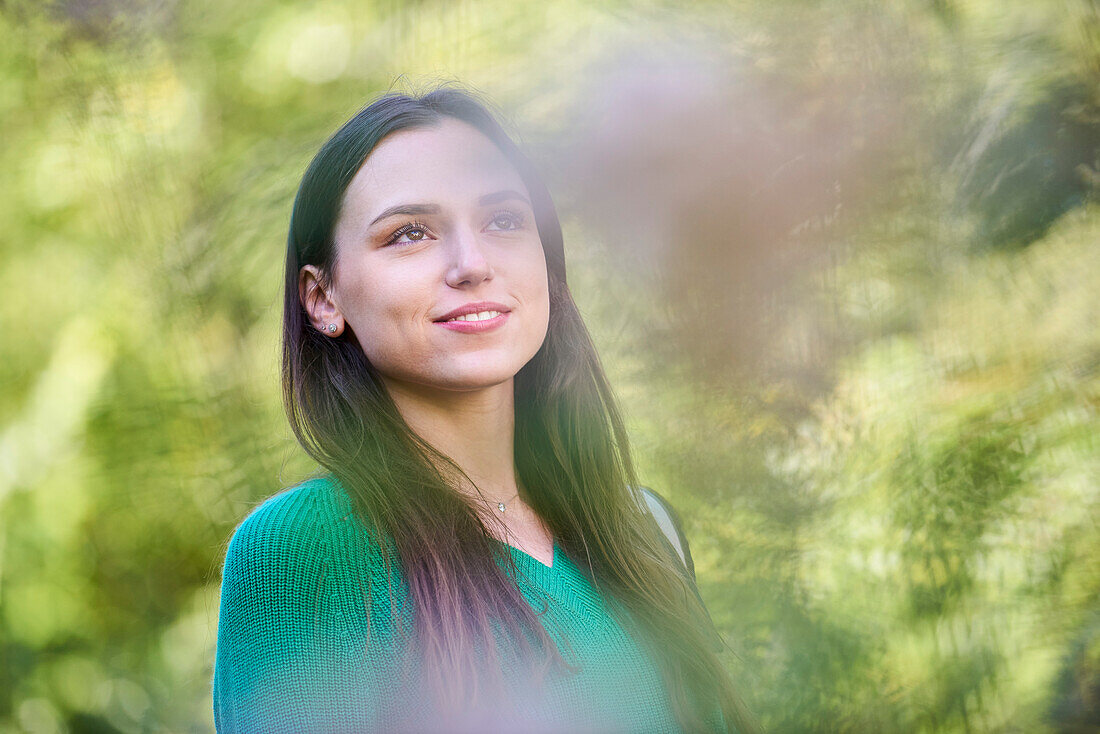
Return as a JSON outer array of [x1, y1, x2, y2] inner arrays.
[[327, 323, 338, 333]]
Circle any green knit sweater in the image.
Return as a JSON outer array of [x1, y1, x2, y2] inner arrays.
[[212, 475, 726, 733]]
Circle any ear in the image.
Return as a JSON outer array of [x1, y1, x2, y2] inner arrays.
[[299, 265, 345, 337]]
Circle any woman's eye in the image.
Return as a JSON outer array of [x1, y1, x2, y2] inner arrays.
[[488, 210, 524, 231], [386, 221, 430, 246]]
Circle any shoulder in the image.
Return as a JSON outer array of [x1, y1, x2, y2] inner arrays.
[[214, 475, 391, 731], [230, 475, 349, 539], [217, 477, 332, 619], [219, 474, 386, 599], [214, 475, 394, 675], [223, 477, 337, 572], [635, 485, 696, 581], [637, 485, 687, 530]]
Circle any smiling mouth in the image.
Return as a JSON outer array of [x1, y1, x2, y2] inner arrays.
[[434, 311, 509, 332], [441, 310, 504, 323]]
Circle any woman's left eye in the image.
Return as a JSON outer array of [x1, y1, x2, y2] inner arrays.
[[487, 210, 524, 231]]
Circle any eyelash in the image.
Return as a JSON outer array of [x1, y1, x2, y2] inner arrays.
[[384, 210, 526, 246], [489, 209, 526, 231], [385, 220, 430, 246]]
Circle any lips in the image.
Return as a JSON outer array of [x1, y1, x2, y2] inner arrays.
[[435, 311, 509, 333], [433, 301, 512, 322]]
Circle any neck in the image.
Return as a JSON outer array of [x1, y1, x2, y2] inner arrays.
[[382, 376, 519, 506]]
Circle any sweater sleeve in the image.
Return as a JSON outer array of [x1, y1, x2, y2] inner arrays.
[[212, 486, 351, 733]]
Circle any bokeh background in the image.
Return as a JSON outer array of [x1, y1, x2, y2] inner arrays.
[[1, 0, 1098, 731]]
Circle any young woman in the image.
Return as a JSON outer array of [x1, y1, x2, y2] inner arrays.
[[213, 85, 759, 733]]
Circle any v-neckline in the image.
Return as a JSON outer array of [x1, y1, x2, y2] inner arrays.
[[494, 537, 558, 573]]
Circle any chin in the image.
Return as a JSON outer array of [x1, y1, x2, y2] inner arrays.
[[386, 362, 518, 392], [442, 369, 520, 391]]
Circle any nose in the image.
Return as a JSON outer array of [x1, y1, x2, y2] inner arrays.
[[444, 226, 494, 288]]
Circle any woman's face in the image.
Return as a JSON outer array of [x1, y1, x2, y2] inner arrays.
[[304, 117, 550, 394]]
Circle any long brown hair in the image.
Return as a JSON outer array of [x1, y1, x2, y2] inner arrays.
[[281, 84, 759, 733]]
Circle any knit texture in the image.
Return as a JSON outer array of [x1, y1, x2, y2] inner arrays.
[[212, 475, 726, 733]]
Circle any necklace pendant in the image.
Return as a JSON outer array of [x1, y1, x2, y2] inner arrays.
[[497, 502, 506, 513]]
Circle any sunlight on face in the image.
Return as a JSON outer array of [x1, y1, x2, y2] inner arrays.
[[330, 117, 550, 394]]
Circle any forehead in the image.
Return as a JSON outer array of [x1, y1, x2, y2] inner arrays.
[[341, 118, 526, 221]]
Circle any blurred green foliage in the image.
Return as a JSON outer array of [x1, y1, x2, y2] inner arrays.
[[0, 0, 1097, 732]]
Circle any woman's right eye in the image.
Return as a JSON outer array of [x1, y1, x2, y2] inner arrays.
[[386, 221, 431, 246]]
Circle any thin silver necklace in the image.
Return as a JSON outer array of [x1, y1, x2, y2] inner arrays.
[[496, 491, 520, 513]]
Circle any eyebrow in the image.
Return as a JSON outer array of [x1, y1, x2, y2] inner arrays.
[[368, 189, 532, 227]]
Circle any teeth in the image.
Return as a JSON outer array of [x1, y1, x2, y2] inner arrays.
[[447, 310, 502, 322]]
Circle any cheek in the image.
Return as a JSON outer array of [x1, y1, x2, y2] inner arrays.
[[352, 303, 427, 372], [525, 251, 551, 309], [343, 267, 434, 356], [519, 251, 551, 336], [343, 262, 424, 321]]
